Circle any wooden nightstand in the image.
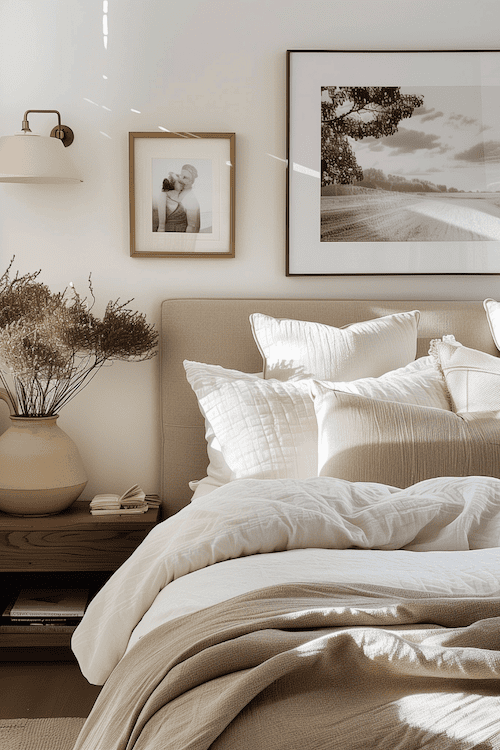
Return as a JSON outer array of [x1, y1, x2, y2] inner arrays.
[[0, 501, 160, 658]]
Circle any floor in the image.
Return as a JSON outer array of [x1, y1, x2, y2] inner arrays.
[[0, 660, 101, 719]]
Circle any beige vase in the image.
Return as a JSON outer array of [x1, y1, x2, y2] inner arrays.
[[0, 413, 88, 516]]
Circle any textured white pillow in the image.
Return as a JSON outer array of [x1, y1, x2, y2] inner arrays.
[[313, 382, 500, 487], [184, 356, 449, 485], [430, 336, 500, 414], [184, 364, 262, 489], [250, 310, 420, 381], [330, 355, 450, 411], [185, 362, 316, 481]]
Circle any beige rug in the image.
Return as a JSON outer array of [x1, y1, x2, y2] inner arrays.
[[0, 717, 85, 750]]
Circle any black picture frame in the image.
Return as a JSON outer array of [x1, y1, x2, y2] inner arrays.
[[286, 50, 500, 275]]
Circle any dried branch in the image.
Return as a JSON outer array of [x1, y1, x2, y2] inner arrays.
[[0, 261, 158, 416]]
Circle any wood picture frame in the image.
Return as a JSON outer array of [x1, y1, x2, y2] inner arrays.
[[286, 50, 500, 276], [129, 132, 235, 257]]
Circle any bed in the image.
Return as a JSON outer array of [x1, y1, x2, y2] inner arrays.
[[73, 298, 500, 750]]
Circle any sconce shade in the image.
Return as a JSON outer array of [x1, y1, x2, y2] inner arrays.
[[0, 133, 82, 184]]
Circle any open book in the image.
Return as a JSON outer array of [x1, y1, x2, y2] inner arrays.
[[90, 485, 160, 515]]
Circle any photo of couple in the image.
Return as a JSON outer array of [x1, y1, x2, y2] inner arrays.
[[152, 159, 212, 234], [131, 133, 234, 257]]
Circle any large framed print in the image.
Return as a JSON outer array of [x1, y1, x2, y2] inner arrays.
[[286, 50, 500, 276], [129, 132, 235, 257]]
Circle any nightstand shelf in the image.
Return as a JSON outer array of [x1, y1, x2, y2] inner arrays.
[[0, 501, 160, 657]]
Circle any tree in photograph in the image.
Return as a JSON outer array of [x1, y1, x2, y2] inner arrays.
[[321, 87, 424, 186]]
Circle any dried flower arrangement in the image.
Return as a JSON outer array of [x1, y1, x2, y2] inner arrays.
[[0, 259, 158, 417]]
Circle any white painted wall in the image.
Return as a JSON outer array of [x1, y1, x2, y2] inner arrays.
[[0, 0, 499, 502]]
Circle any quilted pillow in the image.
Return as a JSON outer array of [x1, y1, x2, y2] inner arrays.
[[430, 337, 500, 414], [184, 356, 449, 485], [313, 383, 500, 488], [185, 363, 316, 481], [250, 310, 420, 381], [183, 363, 262, 489]]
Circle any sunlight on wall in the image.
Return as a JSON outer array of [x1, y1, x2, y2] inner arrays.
[[102, 0, 108, 49], [267, 154, 288, 165]]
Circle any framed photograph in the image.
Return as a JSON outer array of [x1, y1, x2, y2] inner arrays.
[[129, 132, 235, 257], [286, 50, 500, 275]]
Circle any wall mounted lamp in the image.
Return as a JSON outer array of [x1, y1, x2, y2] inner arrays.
[[0, 110, 82, 184]]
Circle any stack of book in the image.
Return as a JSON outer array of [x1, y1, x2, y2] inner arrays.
[[90, 485, 161, 515], [1, 588, 89, 633]]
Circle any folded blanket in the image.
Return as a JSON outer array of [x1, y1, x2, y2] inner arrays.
[[74, 582, 500, 750]]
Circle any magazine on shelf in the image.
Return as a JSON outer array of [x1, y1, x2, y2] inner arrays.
[[8, 588, 89, 618]]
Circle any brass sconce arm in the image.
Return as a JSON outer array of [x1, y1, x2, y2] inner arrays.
[[21, 110, 74, 147]]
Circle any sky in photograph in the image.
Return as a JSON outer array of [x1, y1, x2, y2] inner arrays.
[[350, 86, 500, 193]]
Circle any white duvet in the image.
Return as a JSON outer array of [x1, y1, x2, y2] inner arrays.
[[72, 475, 500, 685]]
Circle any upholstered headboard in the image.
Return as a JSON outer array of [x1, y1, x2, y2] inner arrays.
[[160, 298, 497, 517]]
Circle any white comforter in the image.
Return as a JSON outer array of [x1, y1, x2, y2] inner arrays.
[[72, 475, 500, 685]]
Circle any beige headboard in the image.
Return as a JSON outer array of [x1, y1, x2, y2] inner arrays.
[[160, 298, 497, 517]]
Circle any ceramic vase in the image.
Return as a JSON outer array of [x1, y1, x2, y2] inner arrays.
[[0, 414, 87, 516]]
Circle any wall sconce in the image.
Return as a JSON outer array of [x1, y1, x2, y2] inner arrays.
[[0, 110, 82, 184]]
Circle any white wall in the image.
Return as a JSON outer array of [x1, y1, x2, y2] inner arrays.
[[0, 0, 499, 502]]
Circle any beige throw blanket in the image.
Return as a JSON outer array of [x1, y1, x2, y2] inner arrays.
[[75, 582, 500, 750]]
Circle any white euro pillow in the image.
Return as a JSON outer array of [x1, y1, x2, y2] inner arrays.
[[484, 298, 500, 350], [184, 355, 449, 486], [430, 336, 500, 414], [250, 310, 420, 381]]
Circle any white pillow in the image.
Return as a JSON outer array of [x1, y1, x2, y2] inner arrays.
[[430, 336, 500, 414], [189, 476, 225, 499], [185, 363, 316, 481], [184, 355, 449, 485], [313, 382, 500, 487], [329, 355, 450, 411], [484, 298, 500, 350], [250, 310, 420, 381], [184, 364, 262, 489]]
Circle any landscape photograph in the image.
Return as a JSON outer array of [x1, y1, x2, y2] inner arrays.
[[320, 84, 500, 243]]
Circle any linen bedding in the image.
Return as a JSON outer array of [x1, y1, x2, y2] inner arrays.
[[73, 475, 500, 749], [73, 303, 500, 749]]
